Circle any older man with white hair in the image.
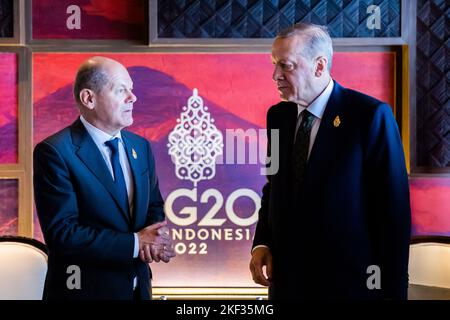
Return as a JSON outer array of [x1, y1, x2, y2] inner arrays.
[[250, 23, 411, 300]]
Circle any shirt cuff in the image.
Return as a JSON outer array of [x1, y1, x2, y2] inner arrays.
[[252, 245, 270, 254], [133, 233, 139, 258]]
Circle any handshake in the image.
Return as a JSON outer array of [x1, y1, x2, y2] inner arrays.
[[137, 220, 176, 263]]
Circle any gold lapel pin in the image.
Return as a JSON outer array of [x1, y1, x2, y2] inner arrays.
[[333, 116, 341, 128], [132, 148, 138, 159]]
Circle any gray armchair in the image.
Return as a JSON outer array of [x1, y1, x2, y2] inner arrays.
[[408, 236, 450, 300], [0, 236, 48, 300]]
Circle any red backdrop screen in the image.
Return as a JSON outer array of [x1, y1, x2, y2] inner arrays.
[[33, 52, 401, 287]]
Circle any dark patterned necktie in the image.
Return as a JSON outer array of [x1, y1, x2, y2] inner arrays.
[[105, 138, 129, 215], [292, 110, 315, 188]]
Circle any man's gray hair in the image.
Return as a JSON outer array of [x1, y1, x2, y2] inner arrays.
[[73, 64, 109, 106], [277, 23, 333, 71]]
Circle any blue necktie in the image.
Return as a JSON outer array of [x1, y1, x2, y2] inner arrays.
[[105, 138, 129, 215]]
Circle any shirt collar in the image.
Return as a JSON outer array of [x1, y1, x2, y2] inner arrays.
[[79, 115, 122, 147], [298, 79, 334, 119]]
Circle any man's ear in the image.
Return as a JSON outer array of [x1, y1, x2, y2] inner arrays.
[[79, 89, 95, 110], [314, 56, 328, 77]]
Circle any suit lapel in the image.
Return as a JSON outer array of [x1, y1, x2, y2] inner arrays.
[[281, 102, 298, 161], [71, 119, 131, 223], [304, 82, 345, 185]]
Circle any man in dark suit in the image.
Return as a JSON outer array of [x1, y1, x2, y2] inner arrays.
[[34, 56, 175, 300], [250, 23, 411, 300]]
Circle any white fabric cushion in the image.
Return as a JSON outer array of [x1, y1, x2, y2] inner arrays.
[[0, 242, 47, 300], [409, 243, 450, 289]]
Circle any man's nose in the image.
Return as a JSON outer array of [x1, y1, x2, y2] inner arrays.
[[128, 91, 137, 103], [272, 65, 283, 82]]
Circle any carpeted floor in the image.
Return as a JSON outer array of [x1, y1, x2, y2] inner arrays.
[[408, 284, 450, 300]]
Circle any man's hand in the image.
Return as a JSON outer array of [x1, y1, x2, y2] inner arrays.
[[139, 243, 176, 263], [137, 221, 175, 263], [249, 247, 273, 287]]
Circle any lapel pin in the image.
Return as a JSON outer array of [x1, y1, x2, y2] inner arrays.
[[333, 116, 341, 128], [132, 148, 138, 159]]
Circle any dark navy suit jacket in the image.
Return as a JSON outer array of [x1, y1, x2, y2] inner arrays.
[[253, 82, 411, 299], [33, 119, 165, 300]]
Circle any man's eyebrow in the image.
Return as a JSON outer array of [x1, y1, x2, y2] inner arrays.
[[272, 58, 290, 63]]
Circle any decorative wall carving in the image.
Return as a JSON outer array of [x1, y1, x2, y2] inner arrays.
[[416, 0, 449, 167], [0, 0, 13, 37], [158, 0, 401, 38]]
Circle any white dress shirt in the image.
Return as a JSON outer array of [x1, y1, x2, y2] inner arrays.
[[253, 79, 334, 254], [295, 79, 334, 159], [79, 116, 139, 262]]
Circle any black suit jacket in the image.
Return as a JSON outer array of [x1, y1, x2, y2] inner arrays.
[[253, 82, 411, 299], [34, 119, 165, 300]]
